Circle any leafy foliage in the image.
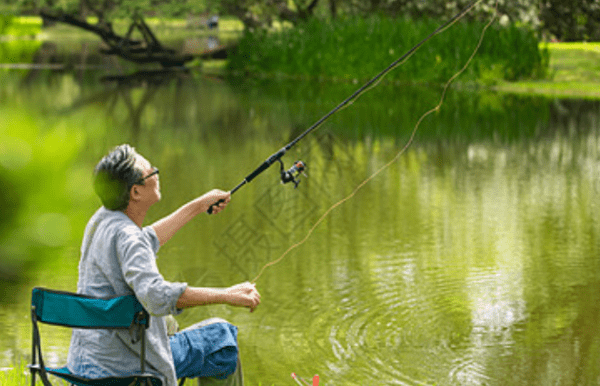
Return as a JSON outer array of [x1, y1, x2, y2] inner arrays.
[[3, 0, 600, 43], [539, 0, 600, 41], [228, 17, 548, 82], [3, 0, 209, 20]]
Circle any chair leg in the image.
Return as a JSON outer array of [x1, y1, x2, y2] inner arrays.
[[31, 366, 36, 386], [31, 310, 37, 386], [31, 311, 54, 386], [179, 377, 187, 386]]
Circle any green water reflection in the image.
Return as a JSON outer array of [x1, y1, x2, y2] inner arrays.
[[2, 69, 600, 386]]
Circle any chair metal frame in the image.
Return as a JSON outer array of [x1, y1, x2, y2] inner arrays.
[[29, 287, 162, 386]]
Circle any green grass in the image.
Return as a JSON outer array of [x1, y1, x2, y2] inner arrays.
[[541, 42, 600, 84], [495, 42, 600, 98], [3, 14, 599, 99], [0, 363, 50, 386], [226, 17, 600, 99], [227, 17, 547, 84]]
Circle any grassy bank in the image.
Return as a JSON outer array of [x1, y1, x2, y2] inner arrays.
[[0, 366, 32, 386], [227, 18, 600, 99], [4, 15, 599, 99], [227, 17, 548, 84], [1, 363, 41, 386], [496, 42, 600, 99]]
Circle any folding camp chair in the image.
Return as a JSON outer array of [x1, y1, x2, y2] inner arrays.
[[29, 287, 163, 386]]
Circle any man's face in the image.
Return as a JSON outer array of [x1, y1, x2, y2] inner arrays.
[[135, 155, 161, 205]]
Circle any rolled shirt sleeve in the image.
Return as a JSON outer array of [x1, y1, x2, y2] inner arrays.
[[117, 223, 186, 316]]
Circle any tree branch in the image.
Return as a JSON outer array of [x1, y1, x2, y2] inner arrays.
[[39, 10, 130, 47], [279, 0, 320, 24], [38, 9, 191, 67]]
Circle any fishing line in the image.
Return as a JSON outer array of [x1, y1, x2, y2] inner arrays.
[[331, 0, 485, 115], [251, 0, 498, 284], [206, 0, 486, 214]]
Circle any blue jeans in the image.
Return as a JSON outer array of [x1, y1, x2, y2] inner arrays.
[[170, 318, 243, 386]]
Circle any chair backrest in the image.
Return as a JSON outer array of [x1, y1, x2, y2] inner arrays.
[[31, 287, 149, 329], [30, 287, 157, 386]]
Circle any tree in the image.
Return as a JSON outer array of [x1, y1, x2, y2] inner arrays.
[[539, 0, 600, 41], [216, 0, 600, 42], [325, 0, 539, 24], [214, 0, 540, 32], [9, 0, 212, 67], [7, 0, 600, 69], [216, 0, 322, 30], [7, 0, 331, 66]]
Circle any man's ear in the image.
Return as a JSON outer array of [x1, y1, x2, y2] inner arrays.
[[130, 185, 141, 202]]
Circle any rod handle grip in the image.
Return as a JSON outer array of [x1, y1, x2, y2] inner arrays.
[[207, 199, 226, 215]]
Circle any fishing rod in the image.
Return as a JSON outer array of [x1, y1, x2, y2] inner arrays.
[[207, 0, 480, 214]]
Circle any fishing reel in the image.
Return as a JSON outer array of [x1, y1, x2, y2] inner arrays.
[[279, 160, 307, 188]]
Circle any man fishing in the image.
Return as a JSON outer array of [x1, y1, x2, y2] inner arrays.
[[67, 144, 261, 386]]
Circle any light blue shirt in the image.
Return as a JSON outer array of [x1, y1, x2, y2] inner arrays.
[[67, 207, 187, 386]]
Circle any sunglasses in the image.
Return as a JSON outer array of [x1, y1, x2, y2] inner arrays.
[[136, 167, 159, 185]]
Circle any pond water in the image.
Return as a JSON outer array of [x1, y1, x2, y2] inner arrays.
[[2, 62, 600, 386]]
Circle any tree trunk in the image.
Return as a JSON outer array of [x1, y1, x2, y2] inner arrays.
[[39, 10, 193, 67]]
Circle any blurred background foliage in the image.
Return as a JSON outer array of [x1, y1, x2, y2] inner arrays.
[[0, 15, 40, 36], [0, 16, 42, 64], [1, 0, 599, 42], [0, 90, 99, 301]]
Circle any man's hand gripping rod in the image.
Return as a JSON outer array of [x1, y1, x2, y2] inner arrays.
[[207, 147, 287, 214], [206, 0, 481, 215]]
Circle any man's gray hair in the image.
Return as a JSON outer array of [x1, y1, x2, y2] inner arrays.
[[93, 144, 144, 211]]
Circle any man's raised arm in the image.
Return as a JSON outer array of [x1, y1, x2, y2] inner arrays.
[[151, 189, 231, 246]]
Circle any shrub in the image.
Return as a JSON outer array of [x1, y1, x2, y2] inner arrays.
[[228, 17, 548, 83]]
